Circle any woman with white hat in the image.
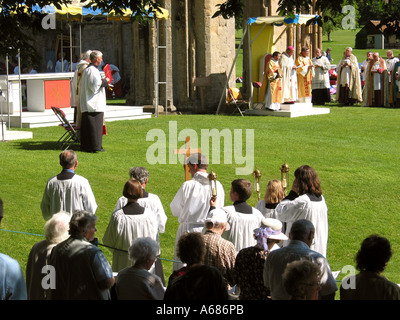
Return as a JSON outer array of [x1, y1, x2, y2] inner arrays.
[[234, 218, 287, 300]]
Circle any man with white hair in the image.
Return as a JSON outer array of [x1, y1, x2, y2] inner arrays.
[[337, 47, 362, 105], [203, 208, 237, 288], [363, 52, 388, 107], [79, 50, 109, 153]]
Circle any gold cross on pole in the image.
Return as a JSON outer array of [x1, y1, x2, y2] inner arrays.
[[174, 136, 201, 181]]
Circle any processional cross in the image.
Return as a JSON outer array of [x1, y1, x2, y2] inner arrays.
[[174, 137, 201, 181]]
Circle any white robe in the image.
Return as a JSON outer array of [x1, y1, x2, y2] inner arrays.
[[115, 193, 167, 234], [338, 58, 352, 86], [275, 194, 328, 257], [102, 208, 159, 272], [386, 57, 399, 82], [280, 53, 298, 102], [311, 56, 331, 89], [170, 171, 225, 270], [222, 205, 264, 253], [372, 61, 382, 90], [41, 174, 97, 221], [255, 199, 278, 219], [79, 65, 107, 113], [114, 193, 167, 255]]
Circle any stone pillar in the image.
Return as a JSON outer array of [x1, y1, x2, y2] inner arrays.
[[171, 0, 235, 112]]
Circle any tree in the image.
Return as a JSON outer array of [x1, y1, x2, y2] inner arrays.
[[357, 0, 384, 25], [321, 9, 341, 42], [213, 0, 345, 20], [377, 0, 400, 39], [0, 0, 162, 68]]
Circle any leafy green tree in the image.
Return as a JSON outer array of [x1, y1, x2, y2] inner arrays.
[[357, 0, 384, 25]]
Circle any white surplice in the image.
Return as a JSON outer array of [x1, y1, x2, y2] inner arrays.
[[275, 194, 328, 257], [280, 52, 298, 102], [170, 171, 225, 270], [79, 65, 107, 113], [115, 193, 167, 234], [338, 58, 352, 86], [386, 57, 399, 83], [372, 61, 382, 90], [102, 208, 159, 272], [41, 174, 97, 221], [311, 56, 331, 89], [256, 199, 278, 219], [222, 205, 264, 253]]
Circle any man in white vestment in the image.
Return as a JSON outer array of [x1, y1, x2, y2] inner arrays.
[[336, 47, 362, 105], [311, 48, 331, 105], [222, 179, 264, 252], [279, 46, 298, 103], [170, 153, 225, 270], [41, 150, 97, 221], [80, 50, 109, 153]]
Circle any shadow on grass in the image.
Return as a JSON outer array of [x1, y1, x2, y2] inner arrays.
[[13, 140, 80, 151]]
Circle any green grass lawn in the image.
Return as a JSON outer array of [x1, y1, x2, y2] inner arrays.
[[1, 105, 400, 298]]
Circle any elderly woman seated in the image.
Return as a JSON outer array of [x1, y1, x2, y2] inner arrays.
[[115, 237, 165, 300]]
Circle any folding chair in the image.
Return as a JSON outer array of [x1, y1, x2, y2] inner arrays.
[[51, 106, 80, 150], [227, 88, 248, 116]]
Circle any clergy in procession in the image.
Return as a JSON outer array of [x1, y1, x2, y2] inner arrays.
[[259, 51, 283, 111], [170, 153, 225, 271], [102, 179, 159, 273], [279, 46, 298, 103], [41, 150, 97, 221], [311, 48, 331, 105], [114, 166, 167, 283], [336, 47, 362, 105], [295, 47, 314, 103], [221, 179, 264, 253], [362, 52, 389, 107], [386, 50, 399, 106]]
